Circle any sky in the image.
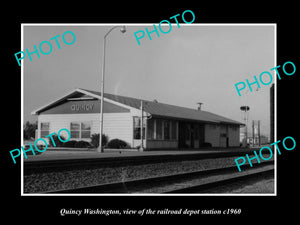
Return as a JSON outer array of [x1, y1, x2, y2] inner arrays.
[[23, 24, 275, 138]]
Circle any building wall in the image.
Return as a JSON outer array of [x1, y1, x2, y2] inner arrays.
[[33, 90, 242, 150], [204, 124, 220, 147], [37, 113, 133, 146], [37, 113, 241, 149], [36, 100, 241, 149], [146, 140, 178, 149], [219, 124, 227, 147], [104, 113, 133, 145], [228, 125, 240, 147], [204, 124, 240, 147]]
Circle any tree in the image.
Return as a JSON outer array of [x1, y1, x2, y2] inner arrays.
[[23, 121, 37, 140], [91, 133, 108, 147]]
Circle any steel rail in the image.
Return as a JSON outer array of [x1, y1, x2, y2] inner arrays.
[[45, 160, 274, 194]]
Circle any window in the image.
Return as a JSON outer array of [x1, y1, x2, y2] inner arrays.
[[40, 122, 49, 138], [156, 119, 163, 140], [70, 122, 80, 138], [81, 122, 91, 138], [147, 119, 155, 140], [163, 120, 170, 140], [70, 121, 91, 139], [171, 121, 177, 140], [133, 117, 145, 139]]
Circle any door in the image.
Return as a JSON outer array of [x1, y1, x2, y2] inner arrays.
[[178, 122, 186, 148], [199, 124, 205, 147], [190, 124, 194, 148]]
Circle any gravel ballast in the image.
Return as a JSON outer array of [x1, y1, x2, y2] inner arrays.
[[24, 156, 272, 193]]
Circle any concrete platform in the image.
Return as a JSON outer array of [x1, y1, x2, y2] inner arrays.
[[24, 147, 258, 162]]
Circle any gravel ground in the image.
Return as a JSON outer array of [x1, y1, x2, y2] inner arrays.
[[204, 174, 274, 194], [24, 155, 272, 193], [134, 165, 274, 194], [231, 178, 274, 193]]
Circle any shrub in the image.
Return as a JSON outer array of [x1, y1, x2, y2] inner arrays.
[[74, 140, 91, 148], [24, 144, 42, 155], [90, 133, 108, 148], [107, 139, 129, 149], [62, 140, 77, 148], [201, 142, 212, 147], [48, 134, 65, 147]]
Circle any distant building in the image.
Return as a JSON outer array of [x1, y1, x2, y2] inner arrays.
[[240, 133, 269, 147], [247, 135, 269, 146], [31, 88, 244, 150]]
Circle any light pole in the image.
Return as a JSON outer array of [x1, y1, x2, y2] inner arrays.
[[97, 25, 126, 153], [240, 106, 250, 147]]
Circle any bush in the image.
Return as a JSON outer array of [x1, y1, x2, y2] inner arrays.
[[24, 144, 42, 155], [107, 139, 129, 149], [74, 140, 91, 148], [201, 142, 212, 147], [90, 133, 108, 148], [48, 134, 65, 147], [62, 140, 78, 148]]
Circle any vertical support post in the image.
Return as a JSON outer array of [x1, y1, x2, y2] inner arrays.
[[258, 120, 261, 146], [98, 35, 106, 153], [252, 120, 255, 147], [140, 100, 144, 151], [144, 111, 147, 149], [97, 26, 126, 153], [245, 111, 248, 148]]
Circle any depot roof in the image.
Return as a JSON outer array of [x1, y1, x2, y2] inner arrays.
[[32, 88, 243, 125]]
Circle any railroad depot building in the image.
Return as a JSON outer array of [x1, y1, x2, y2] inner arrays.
[[31, 88, 243, 150]]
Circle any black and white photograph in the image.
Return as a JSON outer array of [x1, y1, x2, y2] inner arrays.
[[21, 24, 275, 195], [4, 5, 298, 221]]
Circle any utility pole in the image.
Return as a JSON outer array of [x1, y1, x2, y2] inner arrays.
[[97, 26, 126, 153], [140, 100, 144, 151]]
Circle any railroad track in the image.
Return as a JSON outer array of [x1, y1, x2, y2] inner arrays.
[[46, 160, 274, 194], [165, 166, 273, 193], [24, 150, 260, 175]]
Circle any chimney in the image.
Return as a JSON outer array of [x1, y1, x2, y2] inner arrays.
[[197, 102, 203, 110]]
